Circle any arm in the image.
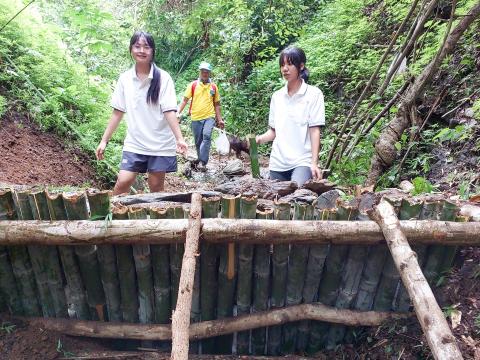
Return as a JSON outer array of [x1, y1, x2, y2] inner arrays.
[[256, 127, 276, 144], [177, 97, 189, 117], [164, 110, 188, 154], [309, 126, 322, 179], [95, 109, 124, 160], [214, 101, 225, 129]]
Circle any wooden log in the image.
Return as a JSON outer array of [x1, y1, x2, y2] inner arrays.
[[24, 303, 410, 341], [215, 194, 240, 354], [128, 207, 154, 326], [251, 206, 273, 355], [1, 219, 480, 245], [47, 192, 90, 320], [29, 190, 68, 318], [282, 203, 314, 354], [112, 191, 222, 206], [200, 196, 221, 353], [112, 205, 138, 323], [215, 177, 298, 200], [63, 192, 106, 320], [0, 189, 23, 315], [236, 195, 257, 354], [267, 201, 291, 356], [171, 193, 202, 360], [87, 190, 121, 322], [169, 206, 186, 310], [248, 135, 260, 178], [370, 198, 462, 360]]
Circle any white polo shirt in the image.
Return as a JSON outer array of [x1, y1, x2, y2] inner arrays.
[[268, 80, 325, 171], [111, 65, 178, 156]]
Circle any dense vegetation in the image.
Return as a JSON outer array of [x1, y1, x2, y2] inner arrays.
[[0, 0, 479, 193]]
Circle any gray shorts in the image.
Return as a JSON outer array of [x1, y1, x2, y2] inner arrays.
[[120, 151, 177, 173]]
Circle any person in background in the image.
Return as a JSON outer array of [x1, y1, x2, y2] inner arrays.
[[254, 46, 325, 186], [96, 31, 187, 195], [177, 62, 225, 171]]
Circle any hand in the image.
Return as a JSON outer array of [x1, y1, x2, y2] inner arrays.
[[310, 164, 322, 180], [96, 140, 108, 160], [176, 139, 188, 155], [216, 118, 225, 129]]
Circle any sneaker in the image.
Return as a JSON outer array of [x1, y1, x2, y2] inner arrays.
[[196, 161, 207, 172]]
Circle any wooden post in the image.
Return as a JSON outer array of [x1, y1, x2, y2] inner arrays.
[[248, 135, 260, 178], [370, 198, 462, 360], [171, 193, 202, 360]]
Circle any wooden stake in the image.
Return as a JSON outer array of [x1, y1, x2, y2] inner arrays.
[[370, 198, 462, 360], [171, 193, 202, 360], [248, 135, 260, 178]]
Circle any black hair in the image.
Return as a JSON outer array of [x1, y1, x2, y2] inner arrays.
[[129, 31, 161, 105], [279, 46, 309, 83]]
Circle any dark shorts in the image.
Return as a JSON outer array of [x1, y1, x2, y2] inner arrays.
[[120, 151, 177, 173]]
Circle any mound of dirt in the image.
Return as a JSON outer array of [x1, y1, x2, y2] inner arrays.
[[0, 113, 99, 187]]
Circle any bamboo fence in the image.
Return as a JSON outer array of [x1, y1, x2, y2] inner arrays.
[[0, 187, 478, 356]]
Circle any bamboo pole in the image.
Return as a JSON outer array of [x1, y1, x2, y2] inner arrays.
[[251, 206, 273, 355], [267, 201, 291, 355], [24, 303, 409, 341], [169, 206, 185, 310], [128, 207, 154, 326], [200, 196, 221, 353], [0, 189, 23, 315], [112, 205, 138, 323], [47, 192, 90, 320], [29, 189, 68, 318], [215, 194, 240, 354], [370, 198, 462, 360], [16, 189, 56, 318], [236, 195, 257, 354], [282, 203, 314, 353], [6, 189, 40, 317], [3, 219, 480, 245], [149, 206, 172, 325], [63, 192, 106, 320], [171, 193, 202, 360], [248, 135, 260, 178], [307, 205, 352, 352], [87, 190, 121, 322]]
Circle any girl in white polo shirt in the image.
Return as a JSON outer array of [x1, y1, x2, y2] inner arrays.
[[96, 31, 187, 195], [256, 46, 325, 186]]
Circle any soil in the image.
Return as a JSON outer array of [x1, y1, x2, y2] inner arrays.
[[0, 111, 100, 188]]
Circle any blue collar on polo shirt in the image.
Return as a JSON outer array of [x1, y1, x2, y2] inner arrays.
[[282, 79, 308, 97]]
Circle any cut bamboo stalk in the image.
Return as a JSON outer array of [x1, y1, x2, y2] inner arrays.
[[169, 206, 185, 310], [16, 189, 56, 318], [6, 189, 40, 316], [25, 303, 410, 341], [200, 196, 221, 354], [171, 193, 202, 360], [248, 135, 260, 178], [3, 219, 480, 245], [370, 198, 462, 360], [112, 205, 139, 323], [251, 206, 274, 355], [47, 192, 90, 320], [128, 207, 154, 326], [282, 203, 314, 354], [149, 206, 172, 324], [438, 214, 467, 275], [267, 201, 291, 356], [0, 189, 23, 315], [87, 190, 121, 322], [215, 194, 240, 354], [307, 205, 352, 352], [63, 192, 105, 320], [29, 189, 68, 318], [236, 195, 257, 354]]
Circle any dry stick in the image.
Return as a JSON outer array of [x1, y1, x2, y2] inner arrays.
[[171, 193, 202, 360], [370, 199, 462, 360], [2, 219, 480, 245], [24, 303, 410, 341], [332, 0, 421, 164], [344, 80, 411, 159]]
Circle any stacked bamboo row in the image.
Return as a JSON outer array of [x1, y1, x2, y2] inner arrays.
[[0, 188, 474, 355]]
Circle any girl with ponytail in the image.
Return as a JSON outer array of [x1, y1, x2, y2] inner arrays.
[[255, 46, 325, 186], [96, 31, 187, 195]]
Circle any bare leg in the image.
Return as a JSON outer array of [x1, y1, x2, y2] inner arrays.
[[147, 172, 166, 192], [113, 170, 138, 195]]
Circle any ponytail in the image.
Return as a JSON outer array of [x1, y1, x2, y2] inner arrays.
[[300, 67, 310, 83], [147, 63, 161, 105]]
